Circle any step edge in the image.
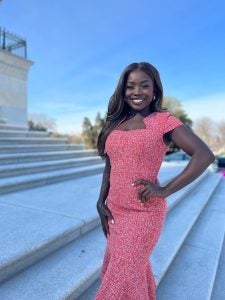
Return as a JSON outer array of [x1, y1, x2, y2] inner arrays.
[[0, 165, 105, 195]]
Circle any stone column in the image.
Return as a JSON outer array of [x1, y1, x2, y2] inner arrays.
[[0, 49, 33, 127]]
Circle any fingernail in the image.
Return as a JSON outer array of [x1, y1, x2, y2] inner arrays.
[[111, 219, 115, 224]]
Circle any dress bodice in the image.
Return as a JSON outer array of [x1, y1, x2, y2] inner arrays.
[[105, 112, 183, 210]]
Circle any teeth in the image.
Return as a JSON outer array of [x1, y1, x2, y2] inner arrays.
[[132, 99, 144, 103]]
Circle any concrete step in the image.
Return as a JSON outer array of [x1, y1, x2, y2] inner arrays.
[[206, 177, 225, 300], [156, 175, 225, 300], [0, 143, 85, 154], [0, 163, 105, 195], [0, 137, 68, 145], [0, 157, 103, 178], [0, 165, 187, 286], [0, 129, 50, 138], [0, 149, 98, 165], [77, 172, 221, 299], [211, 240, 225, 300], [0, 124, 28, 131], [0, 170, 215, 299], [0, 226, 105, 300], [0, 174, 103, 285]]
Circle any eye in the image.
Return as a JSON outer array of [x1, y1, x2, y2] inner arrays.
[[126, 85, 134, 89], [141, 84, 150, 88]]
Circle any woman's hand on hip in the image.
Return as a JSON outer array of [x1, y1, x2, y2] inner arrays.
[[132, 179, 167, 203]]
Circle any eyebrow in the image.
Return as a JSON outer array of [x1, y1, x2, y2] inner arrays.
[[127, 80, 151, 84]]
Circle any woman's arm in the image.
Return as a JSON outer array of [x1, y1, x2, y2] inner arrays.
[[96, 154, 114, 237], [97, 155, 111, 204], [163, 125, 215, 197], [132, 125, 215, 202]]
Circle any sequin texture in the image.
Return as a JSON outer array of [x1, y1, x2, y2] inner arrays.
[[95, 112, 183, 300]]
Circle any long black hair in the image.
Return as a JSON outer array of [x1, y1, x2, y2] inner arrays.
[[97, 62, 164, 158]]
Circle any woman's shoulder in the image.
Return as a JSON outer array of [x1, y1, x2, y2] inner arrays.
[[148, 111, 183, 132], [155, 110, 172, 117], [157, 111, 184, 133], [149, 111, 171, 121], [143, 111, 169, 131], [153, 111, 179, 121]]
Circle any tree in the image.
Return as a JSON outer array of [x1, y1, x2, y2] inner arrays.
[[82, 117, 95, 149], [216, 121, 225, 155], [163, 97, 193, 153], [194, 117, 221, 153], [81, 113, 105, 149], [218, 121, 225, 145], [95, 112, 105, 135], [194, 117, 215, 144], [163, 97, 193, 128], [193, 117, 225, 153]]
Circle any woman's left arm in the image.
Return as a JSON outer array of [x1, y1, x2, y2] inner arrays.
[[133, 125, 215, 201], [162, 125, 215, 197]]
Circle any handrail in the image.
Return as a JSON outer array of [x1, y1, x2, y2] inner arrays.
[[0, 27, 27, 58]]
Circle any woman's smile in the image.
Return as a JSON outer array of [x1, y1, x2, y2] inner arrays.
[[131, 98, 145, 105]]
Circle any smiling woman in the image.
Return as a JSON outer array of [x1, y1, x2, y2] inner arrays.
[[95, 62, 214, 300]]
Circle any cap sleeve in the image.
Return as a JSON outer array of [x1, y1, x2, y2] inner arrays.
[[163, 112, 183, 134]]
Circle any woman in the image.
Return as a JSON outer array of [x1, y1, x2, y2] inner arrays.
[[95, 62, 214, 300]]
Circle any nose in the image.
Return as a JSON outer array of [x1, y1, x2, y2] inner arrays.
[[133, 85, 142, 95]]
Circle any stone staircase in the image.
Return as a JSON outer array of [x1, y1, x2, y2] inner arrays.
[[0, 125, 224, 299], [0, 125, 104, 195]]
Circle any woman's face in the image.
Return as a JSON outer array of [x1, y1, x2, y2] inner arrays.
[[124, 70, 154, 112]]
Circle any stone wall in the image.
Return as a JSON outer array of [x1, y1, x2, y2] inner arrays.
[[0, 49, 33, 127]]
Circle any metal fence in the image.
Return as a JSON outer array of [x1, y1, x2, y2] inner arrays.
[[0, 27, 27, 58]]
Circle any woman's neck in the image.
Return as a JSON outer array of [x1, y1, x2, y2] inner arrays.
[[128, 107, 153, 119]]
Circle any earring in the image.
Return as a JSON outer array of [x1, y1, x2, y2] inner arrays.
[[153, 96, 156, 100]]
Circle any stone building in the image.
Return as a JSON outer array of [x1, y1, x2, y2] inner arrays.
[[0, 27, 33, 127]]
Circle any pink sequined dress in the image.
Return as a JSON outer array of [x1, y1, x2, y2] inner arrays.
[[95, 112, 183, 300]]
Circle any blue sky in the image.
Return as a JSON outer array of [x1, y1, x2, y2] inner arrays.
[[0, 0, 225, 133]]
